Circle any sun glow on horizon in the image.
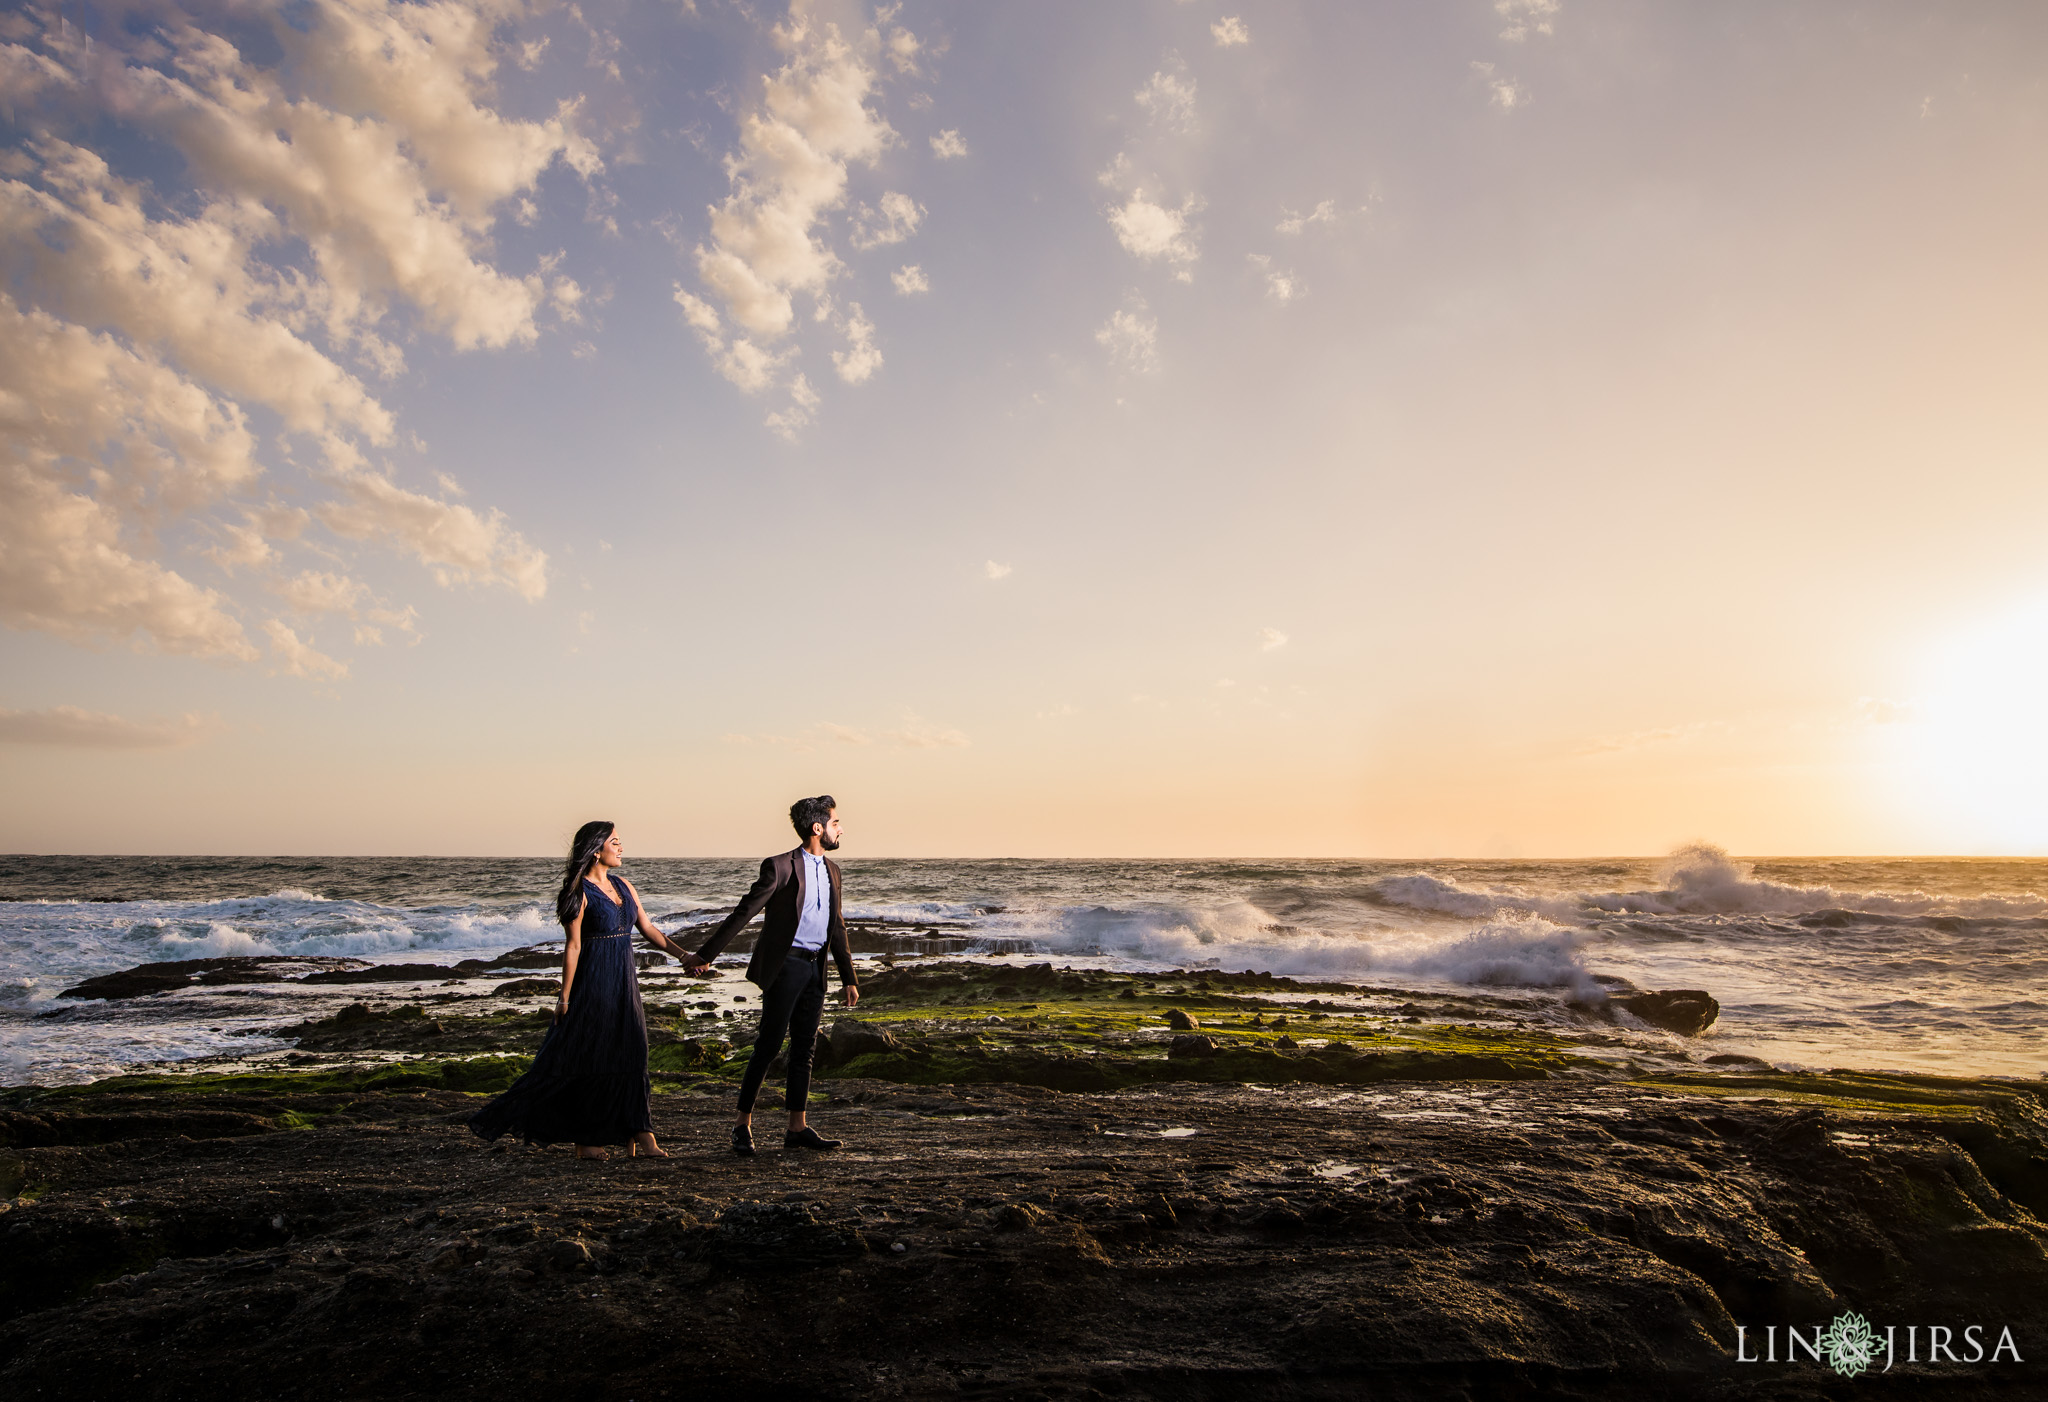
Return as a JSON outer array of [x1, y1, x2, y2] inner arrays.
[[1895, 599, 2048, 853]]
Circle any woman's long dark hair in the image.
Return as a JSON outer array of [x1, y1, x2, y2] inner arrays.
[[555, 820, 615, 929]]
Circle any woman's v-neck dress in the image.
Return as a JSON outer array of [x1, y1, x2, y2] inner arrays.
[[468, 877, 654, 1145]]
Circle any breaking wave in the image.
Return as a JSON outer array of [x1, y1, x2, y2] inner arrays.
[[1368, 844, 2048, 925], [972, 902, 1604, 996]]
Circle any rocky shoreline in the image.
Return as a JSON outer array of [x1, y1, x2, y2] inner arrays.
[[4, 952, 2044, 1398]]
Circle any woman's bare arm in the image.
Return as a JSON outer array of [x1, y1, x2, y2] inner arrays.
[[619, 877, 693, 961], [556, 901, 584, 1021]]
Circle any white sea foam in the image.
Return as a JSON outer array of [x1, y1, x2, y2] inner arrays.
[[980, 899, 1376, 977], [1398, 916, 1604, 1001], [1366, 844, 2048, 924], [4, 851, 2044, 1085], [157, 923, 280, 957], [966, 900, 1606, 996], [1369, 874, 1501, 920]]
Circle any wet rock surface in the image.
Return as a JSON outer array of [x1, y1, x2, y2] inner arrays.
[[1620, 990, 1722, 1038], [57, 957, 364, 1001], [1, 1068, 2045, 1400]]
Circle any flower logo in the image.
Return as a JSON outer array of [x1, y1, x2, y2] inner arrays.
[[1820, 1311, 1879, 1378]]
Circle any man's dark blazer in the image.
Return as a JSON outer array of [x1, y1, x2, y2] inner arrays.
[[692, 847, 857, 989]]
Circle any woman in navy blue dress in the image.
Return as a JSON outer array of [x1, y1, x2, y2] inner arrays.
[[470, 821, 693, 1160]]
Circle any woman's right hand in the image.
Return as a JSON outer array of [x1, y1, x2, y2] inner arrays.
[[554, 993, 569, 1022]]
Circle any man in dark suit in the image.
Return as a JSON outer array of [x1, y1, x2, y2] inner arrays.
[[686, 795, 859, 1155]]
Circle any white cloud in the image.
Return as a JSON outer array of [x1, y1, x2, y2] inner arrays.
[[122, 8, 595, 353], [354, 603, 420, 647], [929, 128, 969, 159], [207, 505, 309, 576], [1259, 627, 1288, 651], [892, 264, 930, 294], [0, 454, 257, 663], [1096, 298, 1160, 373], [1472, 60, 1526, 110], [1212, 17, 1250, 47], [832, 303, 882, 384], [1248, 253, 1300, 302], [765, 372, 822, 442], [676, 16, 915, 430], [985, 560, 1012, 580], [1136, 65, 1197, 132], [883, 714, 970, 748], [686, 20, 896, 340], [0, 3, 586, 668], [1496, 0, 1561, 42], [883, 24, 922, 75], [0, 705, 214, 750], [1, 141, 393, 447], [675, 287, 789, 392], [850, 191, 924, 250], [0, 283, 257, 511], [1276, 199, 1337, 235], [264, 619, 349, 680], [317, 471, 547, 600], [276, 570, 369, 615], [1108, 194, 1202, 278]]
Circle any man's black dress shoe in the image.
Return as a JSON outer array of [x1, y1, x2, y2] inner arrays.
[[784, 1127, 842, 1151], [731, 1124, 755, 1157]]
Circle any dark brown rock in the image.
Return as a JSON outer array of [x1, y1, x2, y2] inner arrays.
[[820, 1020, 901, 1067], [1619, 989, 1721, 1036], [1, 1072, 2044, 1400], [297, 963, 462, 985], [490, 978, 561, 998], [58, 957, 361, 1001]]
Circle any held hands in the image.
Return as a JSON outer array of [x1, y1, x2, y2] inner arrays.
[[660, 933, 713, 977]]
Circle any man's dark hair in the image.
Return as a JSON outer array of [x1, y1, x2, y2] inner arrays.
[[789, 795, 836, 840]]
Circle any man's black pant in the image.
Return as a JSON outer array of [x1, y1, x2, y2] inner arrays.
[[737, 950, 827, 1114]]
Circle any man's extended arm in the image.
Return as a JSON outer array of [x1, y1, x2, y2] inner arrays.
[[827, 860, 858, 1003], [691, 857, 780, 968]]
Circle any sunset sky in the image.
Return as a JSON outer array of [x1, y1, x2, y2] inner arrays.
[[3, 0, 2047, 858]]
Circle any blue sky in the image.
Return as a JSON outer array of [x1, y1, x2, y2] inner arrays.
[[5, 0, 2048, 856]]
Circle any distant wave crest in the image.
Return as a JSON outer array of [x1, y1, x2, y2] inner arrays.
[[1367, 843, 2048, 925]]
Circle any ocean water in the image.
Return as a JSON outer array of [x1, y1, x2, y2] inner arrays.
[[1, 846, 2043, 1086]]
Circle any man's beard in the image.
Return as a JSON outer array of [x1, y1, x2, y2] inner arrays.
[[819, 834, 841, 851]]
